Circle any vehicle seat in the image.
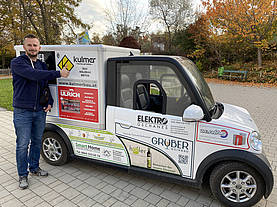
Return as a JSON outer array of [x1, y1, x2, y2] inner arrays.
[[135, 72, 142, 81], [120, 74, 133, 108], [136, 84, 150, 110]]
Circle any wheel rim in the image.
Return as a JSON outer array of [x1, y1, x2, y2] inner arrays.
[[220, 170, 257, 203], [42, 137, 62, 162]]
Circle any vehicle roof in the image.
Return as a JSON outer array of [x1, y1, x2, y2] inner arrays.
[[108, 55, 187, 62]]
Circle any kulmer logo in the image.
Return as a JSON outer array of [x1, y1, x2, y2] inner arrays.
[[58, 55, 74, 71], [73, 56, 96, 64]]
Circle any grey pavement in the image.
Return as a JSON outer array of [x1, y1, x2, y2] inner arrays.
[[0, 83, 277, 207]]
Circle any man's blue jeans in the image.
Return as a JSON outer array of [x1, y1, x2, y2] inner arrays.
[[13, 108, 46, 177]]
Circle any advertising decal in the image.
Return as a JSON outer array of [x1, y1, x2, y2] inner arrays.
[[122, 139, 180, 175], [58, 86, 98, 122], [136, 115, 191, 138], [115, 122, 194, 178], [196, 121, 250, 149], [56, 51, 98, 81], [55, 51, 99, 123], [57, 124, 129, 166]]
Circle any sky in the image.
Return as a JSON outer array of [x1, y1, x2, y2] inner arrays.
[[75, 0, 203, 37]]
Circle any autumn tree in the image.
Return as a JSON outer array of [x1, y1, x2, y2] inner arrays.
[[185, 15, 220, 70], [0, 0, 24, 68], [91, 33, 102, 44], [102, 33, 117, 46], [202, 0, 277, 68], [18, 0, 90, 44], [119, 36, 141, 49], [149, 0, 194, 52], [0, 0, 89, 68]]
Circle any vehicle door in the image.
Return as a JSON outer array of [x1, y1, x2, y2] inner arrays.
[[106, 60, 197, 178]]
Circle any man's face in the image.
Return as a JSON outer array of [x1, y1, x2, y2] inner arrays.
[[23, 38, 41, 58]]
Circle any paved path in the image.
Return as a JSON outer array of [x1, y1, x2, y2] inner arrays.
[[0, 76, 12, 80], [0, 83, 276, 207]]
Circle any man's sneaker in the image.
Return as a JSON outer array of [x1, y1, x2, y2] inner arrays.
[[19, 176, 28, 189], [30, 167, 48, 176]]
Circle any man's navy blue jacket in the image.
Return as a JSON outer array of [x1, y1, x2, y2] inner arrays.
[[11, 54, 61, 111]]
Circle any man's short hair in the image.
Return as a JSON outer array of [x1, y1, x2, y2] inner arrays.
[[23, 34, 39, 45], [24, 34, 37, 39]]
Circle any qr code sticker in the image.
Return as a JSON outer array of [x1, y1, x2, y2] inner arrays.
[[178, 154, 188, 164]]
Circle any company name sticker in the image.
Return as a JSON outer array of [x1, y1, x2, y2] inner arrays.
[[58, 86, 99, 122], [137, 115, 168, 129], [56, 51, 98, 81], [197, 122, 250, 149]]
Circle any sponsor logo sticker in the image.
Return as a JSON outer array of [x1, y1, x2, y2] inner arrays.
[[137, 115, 168, 125], [220, 130, 228, 138], [60, 88, 80, 98], [197, 122, 250, 150], [103, 150, 111, 157], [151, 137, 189, 151], [129, 145, 146, 155], [58, 55, 74, 71], [137, 115, 168, 129], [200, 128, 229, 139], [233, 133, 246, 145], [73, 56, 96, 64]]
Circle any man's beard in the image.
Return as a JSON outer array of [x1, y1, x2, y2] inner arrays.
[[26, 51, 38, 58]]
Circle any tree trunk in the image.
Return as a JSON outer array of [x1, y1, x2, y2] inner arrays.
[[257, 47, 262, 68], [1, 50, 6, 69], [1, 55, 3, 69], [36, 0, 50, 44], [19, 0, 45, 43]]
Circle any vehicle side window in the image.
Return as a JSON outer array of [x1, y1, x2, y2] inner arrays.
[[150, 66, 191, 116], [117, 62, 192, 116], [117, 64, 146, 108]]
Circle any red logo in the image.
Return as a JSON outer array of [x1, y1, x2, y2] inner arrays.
[[233, 134, 246, 145]]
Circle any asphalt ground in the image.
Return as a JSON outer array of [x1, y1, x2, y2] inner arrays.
[[0, 82, 276, 207]]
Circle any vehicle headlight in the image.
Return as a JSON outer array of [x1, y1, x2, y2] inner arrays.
[[250, 131, 262, 151]]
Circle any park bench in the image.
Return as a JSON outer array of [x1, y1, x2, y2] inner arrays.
[[218, 67, 248, 81]]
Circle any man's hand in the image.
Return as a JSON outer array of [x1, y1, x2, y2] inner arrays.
[[43, 105, 52, 112], [60, 68, 70, 78], [60, 63, 70, 78]]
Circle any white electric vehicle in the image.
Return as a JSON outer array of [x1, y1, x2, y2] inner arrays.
[[14, 45, 274, 207]]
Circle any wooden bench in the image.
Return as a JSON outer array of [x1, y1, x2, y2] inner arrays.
[[218, 67, 248, 81]]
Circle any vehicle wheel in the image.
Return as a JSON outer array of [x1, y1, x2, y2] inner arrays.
[[210, 162, 265, 207], [41, 131, 69, 166]]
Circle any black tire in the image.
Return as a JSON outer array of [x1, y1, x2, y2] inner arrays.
[[41, 131, 69, 166], [210, 162, 265, 207]]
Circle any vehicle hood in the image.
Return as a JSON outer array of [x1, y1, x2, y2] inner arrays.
[[218, 103, 258, 132]]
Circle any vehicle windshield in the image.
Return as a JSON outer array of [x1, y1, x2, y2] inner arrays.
[[177, 57, 215, 111]]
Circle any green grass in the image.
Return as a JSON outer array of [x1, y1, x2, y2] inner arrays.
[[0, 78, 13, 111]]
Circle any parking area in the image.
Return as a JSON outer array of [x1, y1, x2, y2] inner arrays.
[[0, 83, 277, 207]]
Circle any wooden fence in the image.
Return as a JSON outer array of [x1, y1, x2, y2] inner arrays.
[[0, 68, 11, 76]]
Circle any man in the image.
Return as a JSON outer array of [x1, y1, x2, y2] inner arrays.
[[11, 34, 70, 189]]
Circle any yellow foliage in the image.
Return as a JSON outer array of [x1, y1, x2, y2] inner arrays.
[[201, 0, 276, 49]]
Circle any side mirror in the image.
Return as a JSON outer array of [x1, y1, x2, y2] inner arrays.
[[183, 104, 204, 122]]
